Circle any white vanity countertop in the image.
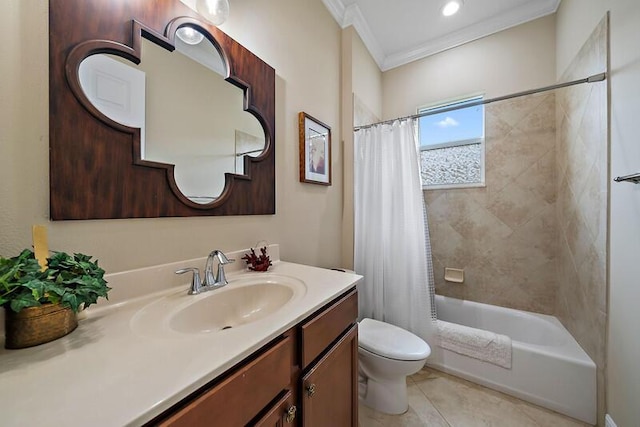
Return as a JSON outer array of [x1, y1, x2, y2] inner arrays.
[[0, 248, 361, 427]]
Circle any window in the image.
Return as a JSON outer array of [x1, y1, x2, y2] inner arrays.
[[417, 95, 485, 189]]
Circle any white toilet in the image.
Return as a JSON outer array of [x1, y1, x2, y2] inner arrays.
[[358, 318, 431, 414]]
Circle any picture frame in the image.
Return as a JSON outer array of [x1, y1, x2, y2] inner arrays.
[[299, 112, 331, 186]]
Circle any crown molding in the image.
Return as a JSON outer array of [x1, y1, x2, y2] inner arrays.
[[321, 0, 346, 26], [322, 0, 385, 69], [342, 4, 386, 68], [322, 0, 560, 72]]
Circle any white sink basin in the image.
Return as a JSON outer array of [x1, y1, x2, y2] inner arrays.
[[171, 282, 294, 333], [131, 274, 307, 337]]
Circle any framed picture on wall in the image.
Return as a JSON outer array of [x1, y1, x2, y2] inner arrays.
[[299, 112, 331, 186]]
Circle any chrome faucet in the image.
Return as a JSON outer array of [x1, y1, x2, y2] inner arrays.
[[204, 250, 235, 288], [176, 250, 235, 295]]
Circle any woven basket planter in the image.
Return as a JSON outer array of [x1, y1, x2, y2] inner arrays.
[[4, 304, 78, 349]]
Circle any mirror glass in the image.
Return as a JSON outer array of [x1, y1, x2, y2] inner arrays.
[[78, 27, 266, 204]]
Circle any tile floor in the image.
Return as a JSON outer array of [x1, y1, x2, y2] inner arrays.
[[359, 367, 591, 427]]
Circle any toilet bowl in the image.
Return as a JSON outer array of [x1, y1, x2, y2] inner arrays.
[[358, 318, 431, 414]]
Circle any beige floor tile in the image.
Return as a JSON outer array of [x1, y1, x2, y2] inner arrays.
[[421, 368, 591, 426], [406, 385, 451, 426], [359, 384, 450, 427], [364, 367, 591, 427], [409, 366, 439, 383], [413, 371, 542, 427], [359, 405, 388, 427], [516, 401, 591, 427]]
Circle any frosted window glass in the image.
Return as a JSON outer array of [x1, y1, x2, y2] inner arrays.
[[420, 143, 482, 186]]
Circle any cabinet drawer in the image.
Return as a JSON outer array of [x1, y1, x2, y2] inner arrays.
[[158, 335, 293, 427], [300, 288, 357, 369], [253, 390, 297, 426]]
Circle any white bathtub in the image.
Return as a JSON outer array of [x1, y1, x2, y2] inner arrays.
[[429, 295, 596, 425]]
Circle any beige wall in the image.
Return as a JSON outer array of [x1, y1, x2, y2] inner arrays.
[[557, 1, 640, 426], [351, 31, 383, 122], [427, 93, 558, 314], [0, 0, 343, 273], [340, 27, 355, 270], [555, 16, 608, 424], [382, 14, 556, 120]]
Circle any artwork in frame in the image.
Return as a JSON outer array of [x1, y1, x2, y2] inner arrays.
[[299, 112, 331, 186]]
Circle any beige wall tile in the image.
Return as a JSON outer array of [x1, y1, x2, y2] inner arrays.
[[427, 93, 559, 312], [577, 162, 605, 241], [516, 93, 557, 134], [489, 92, 550, 129], [487, 181, 550, 230], [515, 149, 557, 204], [484, 111, 513, 153], [511, 204, 558, 256]]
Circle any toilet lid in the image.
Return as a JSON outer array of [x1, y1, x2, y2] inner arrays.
[[358, 318, 431, 361]]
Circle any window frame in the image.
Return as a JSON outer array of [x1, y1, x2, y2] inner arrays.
[[417, 93, 486, 190]]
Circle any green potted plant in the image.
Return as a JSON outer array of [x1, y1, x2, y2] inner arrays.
[[0, 249, 110, 349]]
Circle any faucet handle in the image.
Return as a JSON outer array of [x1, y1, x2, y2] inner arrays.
[[214, 250, 235, 265], [176, 267, 203, 295], [212, 250, 234, 286], [216, 263, 231, 286]]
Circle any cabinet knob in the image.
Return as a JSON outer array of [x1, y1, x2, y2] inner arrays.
[[306, 383, 316, 397], [285, 405, 297, 423]]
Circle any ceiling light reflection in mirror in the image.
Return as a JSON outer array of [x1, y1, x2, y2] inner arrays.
[[442, 0, 463, 17], [176, 27, 205, 45], [197, 0, 230, 26], [78, 28, 266, 204]]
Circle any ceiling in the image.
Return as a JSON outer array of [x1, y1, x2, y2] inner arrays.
[[322, 0, 560, 71]]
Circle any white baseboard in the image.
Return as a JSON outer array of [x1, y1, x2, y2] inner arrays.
[[605, 414, 617, 427]]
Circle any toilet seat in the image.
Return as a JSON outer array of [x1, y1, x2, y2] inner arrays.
[[359, 318, 431, 361]]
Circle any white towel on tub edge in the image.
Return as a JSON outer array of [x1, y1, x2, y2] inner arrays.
[[437, 319, 512, 369]]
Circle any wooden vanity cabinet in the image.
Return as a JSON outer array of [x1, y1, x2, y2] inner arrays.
[[149, 287, 358, 427], [298, 289, 358, 427], [300, 324, 358, 426]]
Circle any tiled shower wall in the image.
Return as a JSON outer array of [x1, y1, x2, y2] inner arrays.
[[555, 16, 608, 424], [426, 92, 558, 315]]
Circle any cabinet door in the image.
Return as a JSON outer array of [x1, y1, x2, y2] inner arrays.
[[253, 390, 297, 427], [301, 324, 358, 427]]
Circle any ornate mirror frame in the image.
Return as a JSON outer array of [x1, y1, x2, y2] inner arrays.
[[49, 0, 275, 220]]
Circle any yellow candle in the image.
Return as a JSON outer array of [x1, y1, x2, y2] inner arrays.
[[32, 225, 49, 272]]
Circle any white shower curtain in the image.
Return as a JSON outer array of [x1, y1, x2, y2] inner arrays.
[[354, 119, 436, 345]]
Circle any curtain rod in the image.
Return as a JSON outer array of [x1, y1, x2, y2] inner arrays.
[[353, 72, 607, 132]]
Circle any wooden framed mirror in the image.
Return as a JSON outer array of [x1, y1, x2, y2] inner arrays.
[[49, 0, 275, 219]]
